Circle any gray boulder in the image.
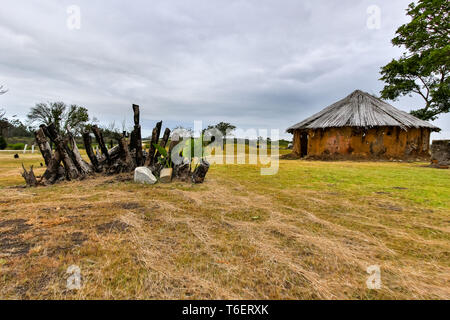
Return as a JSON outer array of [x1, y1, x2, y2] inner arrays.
[[134, 167, 157, 185]]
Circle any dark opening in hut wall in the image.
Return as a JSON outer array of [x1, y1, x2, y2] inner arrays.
[[21, 104, 210, 187]]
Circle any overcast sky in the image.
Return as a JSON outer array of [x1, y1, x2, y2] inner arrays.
[[0, 0, 448, 139]]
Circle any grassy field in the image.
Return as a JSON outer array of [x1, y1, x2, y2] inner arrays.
[[0, 151, 449, 299]]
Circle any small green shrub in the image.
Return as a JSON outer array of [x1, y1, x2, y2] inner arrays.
[[7, 143, 26, 150]]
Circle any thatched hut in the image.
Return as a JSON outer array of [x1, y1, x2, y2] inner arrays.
[[287, 90, 439, 159]]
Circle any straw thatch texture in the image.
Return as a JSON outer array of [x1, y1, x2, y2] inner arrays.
[[287, 90, 439, 133]]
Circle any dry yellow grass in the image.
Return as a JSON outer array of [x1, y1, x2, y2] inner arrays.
[[0, 151, 449, 299]]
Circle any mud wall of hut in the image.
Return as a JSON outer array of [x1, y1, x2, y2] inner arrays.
[[293, 126, 431, 159]]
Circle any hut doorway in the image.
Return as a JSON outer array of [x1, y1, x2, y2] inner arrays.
[[300, 132, 308, 157]]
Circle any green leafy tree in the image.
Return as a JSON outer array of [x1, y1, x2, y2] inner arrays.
[[380, 0, 449, 121], [205, 122, 236, 137], [0, 108, 7, 150], [0, 108, 8, 137], [0, 88, 10, 141], [27, 102, 90, 136]]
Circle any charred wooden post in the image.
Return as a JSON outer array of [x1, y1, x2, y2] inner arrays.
[[92, 125, 111, 165], [145, 121, 162, 166], [83, 131, 102, 172], [167, 131, 183, 168], [35, 128, 53, 166], [132, 104, 144, 166], [154, 128, 171, 162], [155, 121, 162, 147], [192, 159, 210, 184], [21, 164, 38, 187], [129, 130, 137, 151], [145, 127, 158, 166], [116, 137, 135, 173]]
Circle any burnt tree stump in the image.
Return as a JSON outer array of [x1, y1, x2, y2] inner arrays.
[[145, 121, 162, 166], [154, 128, 171, 163], [132, 104, 144, 166], [35, 128, 53, 166], [174, 158, 191, 182], [192, 159, 210, 184], [41, 150, 65, 185], [83, 131, 102, 173], [92, 125, 111, 166], [22, 164, 38, 187], [68, 130, 93, 176], [45, 124, 80, 180]]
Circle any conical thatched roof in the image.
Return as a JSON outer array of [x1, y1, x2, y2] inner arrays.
[[287, 90, 439, 133]]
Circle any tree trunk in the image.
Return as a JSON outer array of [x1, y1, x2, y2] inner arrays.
[[83, 131, 102, 172], [41, 150, 65, 185], [174, 158, 191, 182], [45, 124, 80, 180], [132, 104, 144, 166], [154, 128, 171, 162], [145, 121, 162, 166], [108, 137, 135, 174], [92, 125, 111, 166], [68, 131, 93, 176], [192, 159, 210, 184], [35, 128, 53, 166]]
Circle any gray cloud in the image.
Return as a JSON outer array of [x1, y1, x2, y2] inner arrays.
[[0, 0, 448, 139]]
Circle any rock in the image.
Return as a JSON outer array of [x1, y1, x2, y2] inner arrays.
[[160, 168, 173, 183], [431, 140, 450, 168], [134, 167, 157, 185]]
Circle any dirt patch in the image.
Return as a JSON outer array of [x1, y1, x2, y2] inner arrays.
[[71, 232, 88, 246], [48, 245, 72, 257], [0, 219, 33, 257], [0, 219, 28, 228], [377, 203, 403, 212], [96, 220, 130, 233], [280, 153, 301, 160], [0, 219, 32, 237], [102, 173, 133, 185], [14, 271, 57, 299], [119, 202, 142, 210], [0, 237, 31, 256]]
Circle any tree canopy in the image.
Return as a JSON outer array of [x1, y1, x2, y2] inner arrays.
[[205, 122, 236, 137], [27, 102, 90, 136], [380, 0, 449, 121]]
